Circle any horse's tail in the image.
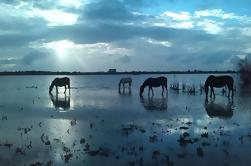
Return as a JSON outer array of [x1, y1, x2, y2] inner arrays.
[[68, 78, 71, 89], [165, 79, 167, 90], [163, 77, 167, 90], [230, 76, 234, 89]]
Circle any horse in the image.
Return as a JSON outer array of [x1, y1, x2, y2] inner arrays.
[[204, 75, 234, 99], [140, 76, 167, 97], [118, 77, 132, 93], [49, 77, 70, 94]]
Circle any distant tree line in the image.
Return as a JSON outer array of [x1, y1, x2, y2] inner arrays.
[[0, 70, 238, 76]]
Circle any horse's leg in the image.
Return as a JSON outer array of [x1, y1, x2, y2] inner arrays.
[[231, 84, 234, 97], [151, 87, 154, 96], [227, 86, 230, 97], [228, 84, 234, 98], [56, 86, 58, 94], [148, 87, 150, 96], [64, 86, 66, 93], [162, 86, 164, 96], [129, 83, 131, 94], [210, 87, 212, 98], [212, 87, 215, 98]]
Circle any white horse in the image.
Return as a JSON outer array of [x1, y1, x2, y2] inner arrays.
[[118, 77, 132, 93]]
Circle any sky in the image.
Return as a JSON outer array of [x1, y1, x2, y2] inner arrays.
[[0, 0, 251, 72]]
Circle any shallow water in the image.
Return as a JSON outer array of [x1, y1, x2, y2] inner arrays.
[[0, 74, 251, 166]]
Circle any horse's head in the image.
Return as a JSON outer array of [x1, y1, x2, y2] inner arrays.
[[140, 85, 144, 96]]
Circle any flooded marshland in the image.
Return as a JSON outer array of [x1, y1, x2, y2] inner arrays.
[[0, 74, 251, 166]]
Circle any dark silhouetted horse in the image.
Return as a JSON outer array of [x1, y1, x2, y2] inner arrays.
[[204, 75, 234, 99], [204, 99, 233, 119], [49, 77, 70, 94], [140, 76, 167, 97]]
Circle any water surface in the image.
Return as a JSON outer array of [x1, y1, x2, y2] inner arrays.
[[0, 74, 250, 166]]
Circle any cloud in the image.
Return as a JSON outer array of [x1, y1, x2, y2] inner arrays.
[[117, 55, 131, 63], [0, 51, 50, 66], [21, 51, 50, 65], [0, 57, 18, 65], [0, 0, 251, 71], [82, 0, 136, 21], [161, 11, 191, 21], [196, 19, 223, 34], [194, 9, 239, 19]]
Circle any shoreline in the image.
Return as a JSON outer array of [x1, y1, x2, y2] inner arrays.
[[0, 71, 239, 76]]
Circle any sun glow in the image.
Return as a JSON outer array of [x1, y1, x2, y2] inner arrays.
[[28, 9, 78, 26], [45, 40, 82, 60]]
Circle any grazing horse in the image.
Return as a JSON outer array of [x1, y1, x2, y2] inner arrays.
[[204, 75, 234, 99], [49, 77, 70, 94], [118, 77, 132, 93], [140, 76, 167, 97]]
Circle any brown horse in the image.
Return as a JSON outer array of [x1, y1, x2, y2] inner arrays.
[[49, 77, 70, 94], [204, 75, 234, 99], [140, 76, 167, 97]]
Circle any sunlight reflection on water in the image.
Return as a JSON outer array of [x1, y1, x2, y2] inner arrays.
[[0, 74, 251, 165]]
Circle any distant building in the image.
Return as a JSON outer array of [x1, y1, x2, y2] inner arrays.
[[108, 69, 116, 73]]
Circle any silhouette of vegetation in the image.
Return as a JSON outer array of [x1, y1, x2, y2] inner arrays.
[[239, 57, 251, 87]]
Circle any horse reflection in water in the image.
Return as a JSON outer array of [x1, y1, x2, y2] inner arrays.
[[204, 99, 233, 119], [50, 93, 70, 110], [140, 96, 167, 111]]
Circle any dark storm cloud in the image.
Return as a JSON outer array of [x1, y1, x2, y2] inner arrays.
[[0, 33, 43, 48], [82, 0, 148, 21], [0, 51, 50, 65], [0, 0, 212, 48], [0, 16, 48, 48], [46, 22, 213, 45], [0, 16, 47, 31], [0, 0, 19, 5], [117, 55, 131, 63], [0, 0, 249, 71], [21, 51, 49, 65], [0, 58, 18, 64], [201, 51, 237, 65]]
